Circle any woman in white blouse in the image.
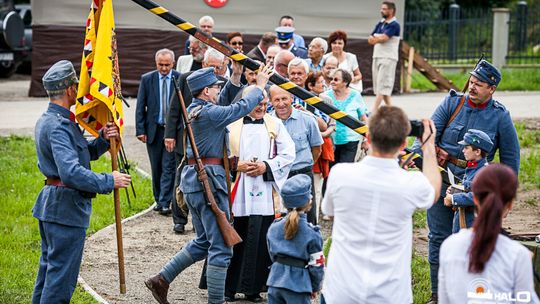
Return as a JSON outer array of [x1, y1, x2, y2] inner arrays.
[[438, 164, 539, 304], [323, 30, 363, 92]]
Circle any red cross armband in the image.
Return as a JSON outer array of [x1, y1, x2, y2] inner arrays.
[[308, 251, 325, 267]]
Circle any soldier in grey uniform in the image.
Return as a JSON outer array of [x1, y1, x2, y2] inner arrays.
[[145, 64, 273, 304], [413, 59, 521, 304], [32, 60, 131, 303]]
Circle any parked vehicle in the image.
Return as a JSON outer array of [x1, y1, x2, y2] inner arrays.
[[0, 0, 31, 77], [15, 3, 32, 74]]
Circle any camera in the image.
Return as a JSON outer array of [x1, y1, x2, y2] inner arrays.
[[409, 120, 424, 138]]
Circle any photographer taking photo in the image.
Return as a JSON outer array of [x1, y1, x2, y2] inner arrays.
[[321, 106, 441, 303]]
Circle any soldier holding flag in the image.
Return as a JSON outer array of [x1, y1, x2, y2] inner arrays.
[[32, 60, 131, 303]]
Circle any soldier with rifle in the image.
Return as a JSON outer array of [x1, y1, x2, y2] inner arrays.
[[145, 63, 274, 304], [413, 59, 521, 304]]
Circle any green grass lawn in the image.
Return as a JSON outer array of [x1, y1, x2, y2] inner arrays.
[[0, 136, 153, 304], [410, 68, 540, 92]]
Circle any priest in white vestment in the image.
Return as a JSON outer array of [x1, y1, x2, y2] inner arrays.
[[224, 85, 295, 301]]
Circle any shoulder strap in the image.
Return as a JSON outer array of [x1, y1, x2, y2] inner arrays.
[[439, 94, 466, 142], [447, 95, 466, 128]]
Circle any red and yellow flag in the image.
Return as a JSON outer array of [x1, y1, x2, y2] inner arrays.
[[76, 0, 124, 138]]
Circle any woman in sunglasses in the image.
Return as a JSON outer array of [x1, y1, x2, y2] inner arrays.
[[324, 68, 367, 164], [226, 32, 247, 84]]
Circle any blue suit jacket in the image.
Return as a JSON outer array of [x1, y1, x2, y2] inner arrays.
[[136, 69, 181, 145]]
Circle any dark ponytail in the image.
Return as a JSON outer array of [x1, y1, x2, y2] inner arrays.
[[468, 164, 518, 273]]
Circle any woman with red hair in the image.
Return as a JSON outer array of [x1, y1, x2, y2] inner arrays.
[[438, 164, 539, 303], [323, 30, 363, 92]]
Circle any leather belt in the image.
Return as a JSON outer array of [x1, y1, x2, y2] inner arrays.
[[463, 206, 475, 212], [45, 177, 66, 187], [288, 166, 313, 177], [275, 255, 307, 268], [447, 155, 467, 168], [44, 177, 96, 198], [187, 157, 223, 166]]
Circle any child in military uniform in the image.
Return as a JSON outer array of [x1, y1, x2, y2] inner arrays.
[[266, 174, 324, 304], [444, 129, 493, 233]]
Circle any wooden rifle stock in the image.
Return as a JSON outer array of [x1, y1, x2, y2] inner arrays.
[[172, 77, 242, 247]]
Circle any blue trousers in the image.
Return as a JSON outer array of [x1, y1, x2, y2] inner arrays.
[[427, 184, 453, 294], [268, 287, 311, 304], [160, 190, 232, 303], [161, 190, 233, 283], [32, 221, 86, 304], [183, 191, 233, 267], [146, 126, 176, 208]]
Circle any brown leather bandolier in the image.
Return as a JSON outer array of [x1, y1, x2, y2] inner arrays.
[[436, 94, 467, 168]]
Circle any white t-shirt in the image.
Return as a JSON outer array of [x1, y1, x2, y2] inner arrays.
[[323, 52, 359, 75], [321, 156, 435, 304], [439, 229, 540, 304]]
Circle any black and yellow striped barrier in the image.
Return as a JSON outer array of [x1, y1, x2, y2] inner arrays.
[[130, 0, 456, 182], [130, 0, 368, 135]]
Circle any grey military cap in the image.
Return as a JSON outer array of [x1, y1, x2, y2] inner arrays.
[[42, 60, 79, 91]]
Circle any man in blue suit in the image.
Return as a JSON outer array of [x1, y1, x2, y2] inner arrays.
[[136, 49, 180, 215]]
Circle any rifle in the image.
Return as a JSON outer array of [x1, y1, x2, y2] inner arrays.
[[172, 77, 242, 247]]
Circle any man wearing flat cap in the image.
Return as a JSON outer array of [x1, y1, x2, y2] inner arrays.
[[411, 59, 520, 304], [32, 60, 131, 303], [145, 64, 274, 304], [275, 26, 308, 59]]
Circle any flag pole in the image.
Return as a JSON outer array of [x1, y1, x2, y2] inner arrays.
[[108, 110, 127, 294]]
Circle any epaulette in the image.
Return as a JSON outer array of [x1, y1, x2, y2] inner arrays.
[[298, 46, 307, 51], [273, 217, 284, 223], [492, 99, 506, 110], [448, 89, 462, 97], [57, 113, 71, 125], [188, 105, 204, 121], [308, 222, 320, 232]]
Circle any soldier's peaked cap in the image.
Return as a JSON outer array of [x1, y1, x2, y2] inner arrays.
[[42, 60, 79, 91]]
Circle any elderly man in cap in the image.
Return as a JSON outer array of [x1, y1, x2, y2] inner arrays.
[[145, 63, 274, 304], [32, 60, 131, 303], [412, 59, 520, 304], [275, 26, 307, 59]]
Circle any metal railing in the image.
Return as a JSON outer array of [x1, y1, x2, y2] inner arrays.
[[507, 2, 540, 64], [404, 2, 540, 66]]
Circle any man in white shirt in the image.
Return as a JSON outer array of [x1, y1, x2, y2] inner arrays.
[[322, 106, 441, 303]]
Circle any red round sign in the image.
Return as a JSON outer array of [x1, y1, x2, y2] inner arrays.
[[205, 0, 228, 8]]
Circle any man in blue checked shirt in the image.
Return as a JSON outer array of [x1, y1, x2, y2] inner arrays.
[[270, 85, 324, 226]]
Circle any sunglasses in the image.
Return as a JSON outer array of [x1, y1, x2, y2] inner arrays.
[[231, 41, 243, 46], [332, 77, 342, 82]]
